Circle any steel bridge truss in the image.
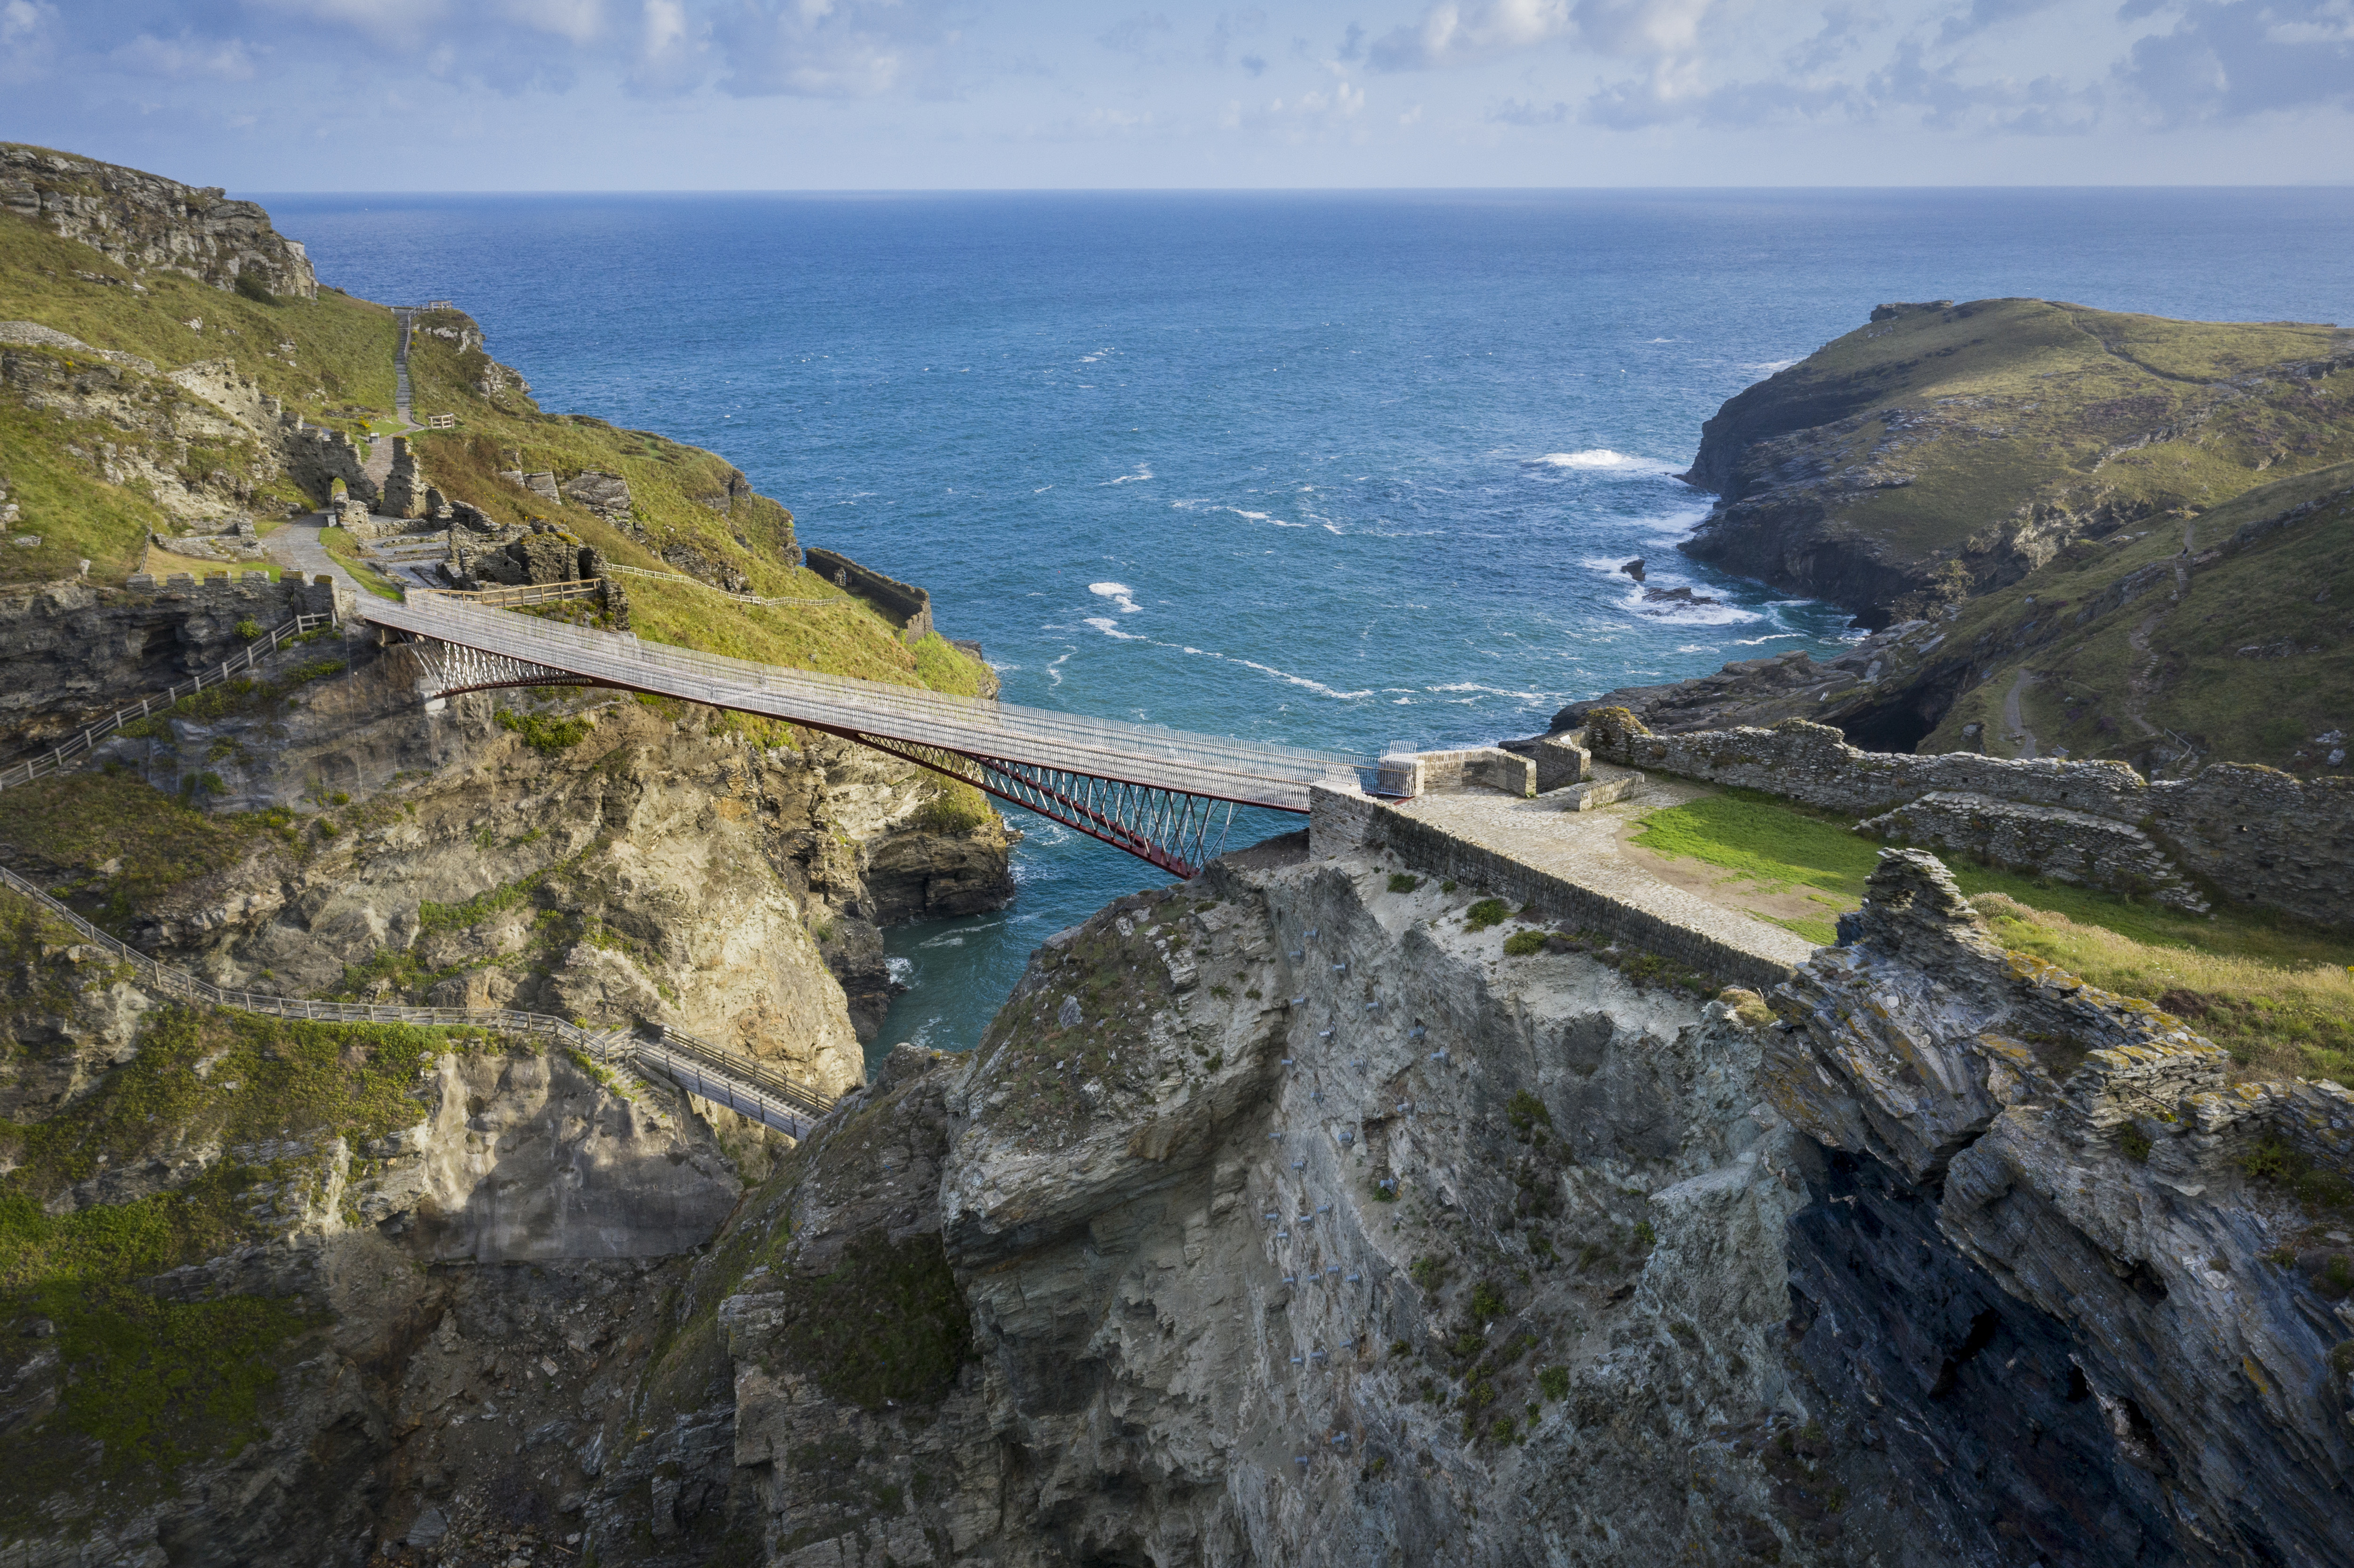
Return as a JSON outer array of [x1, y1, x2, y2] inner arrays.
[[836, 731, 1240, 879], [401, 632, 1247, 879], [405, 637, 601, 699]]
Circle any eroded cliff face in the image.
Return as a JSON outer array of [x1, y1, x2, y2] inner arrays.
[[0, 143, 319, 301], [0, 610, 1011, 1086], [0, 918, 745, 1568], [1772, 851, 2354, 1567], [573, 837, 2354, 1568]]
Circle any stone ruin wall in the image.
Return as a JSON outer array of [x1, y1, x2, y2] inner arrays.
[[1583, 709, 2354, 928], [804, 546, 934, 644]]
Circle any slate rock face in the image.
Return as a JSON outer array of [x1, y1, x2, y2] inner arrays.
[[1772, 848, 2354, 1568], [0, 141, 318, 299]]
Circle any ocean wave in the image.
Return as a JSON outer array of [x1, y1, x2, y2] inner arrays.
[[1426, 682, 1548, 702], [1731, 632, 1805, 645], [1173, 499, 1306, 528], [1236, 660, 1373, 700], [885, 956, 913, 986], [1100, 465, 1154, 485], [1046, 651, 1072, 687], [1744, 359, 1799, 374], [1528, 449, 1675, 473], [1089, 581, 1141, 614], [1083, 616, 1146, 640], [1617, 585, 1761, 627]]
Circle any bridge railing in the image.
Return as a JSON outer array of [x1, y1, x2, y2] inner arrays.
[[375, 595, 1376, 796], [0, 866, 838, 1141], [0, 611, 339, 791], [424, 579, 604, 609]]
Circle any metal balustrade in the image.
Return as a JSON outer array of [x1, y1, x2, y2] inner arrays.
[[0, 611, 339, 789], [0, 866, 835, 1141]]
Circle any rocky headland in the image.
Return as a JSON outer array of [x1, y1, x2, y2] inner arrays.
[[3, 149, 2352, 1568], [1560, 301, 2354, 775]]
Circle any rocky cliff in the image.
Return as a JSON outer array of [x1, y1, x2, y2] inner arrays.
[[0, 144, 317, 301], [0, 581, 1011, 1073], [494, 834, 2351, 1565]]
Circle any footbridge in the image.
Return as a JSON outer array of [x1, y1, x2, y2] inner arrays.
[[366, 592, 1381, 879]]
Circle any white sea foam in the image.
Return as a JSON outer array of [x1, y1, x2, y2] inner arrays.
[[1173, 499, 1305, 528], [1236, 660, 1373, 700], [885, 956, 913, 986], [1046, 650, 1073, 686], [1427, 682, 1547, 702], [1088, 581, 1141, 614], [1100, 465, 1154, 485], [1083, 616, 1146, 640], [1732, 633, 1805, 645], [1744, 359, 1799, 374], [1616, 584, 1761, 627], [1531, 449, 1665, 471]]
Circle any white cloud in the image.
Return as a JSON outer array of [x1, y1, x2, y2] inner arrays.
[[501, 0, 606, 45], [111, 32, 261, 80], [1, 0, 54, 43]]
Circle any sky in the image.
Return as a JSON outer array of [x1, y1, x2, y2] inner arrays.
[[3, 0, 2351, 189]]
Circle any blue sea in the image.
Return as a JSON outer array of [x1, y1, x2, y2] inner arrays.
[[265, 188, 2354, 1065]]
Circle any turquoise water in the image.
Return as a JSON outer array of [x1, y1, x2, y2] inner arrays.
[[267, 188, 2354, 1061]]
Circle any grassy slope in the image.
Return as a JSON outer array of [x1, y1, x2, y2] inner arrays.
[[0, 209, 398, 587], [1920, 461, 2354, 768], [1753, 299, 2354, 569], [0, 213, 398, 416], [1631, 786, 2352, 1080]]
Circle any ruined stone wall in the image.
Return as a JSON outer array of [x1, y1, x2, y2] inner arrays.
[[1585, 710, 2354, 927], [804, 545, 934, 643], [281, 417, 375, 505]]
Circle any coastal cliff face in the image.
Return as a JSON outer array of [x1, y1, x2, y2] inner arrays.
[[1678, 298, 2354, 630], [561, 841, 2353, 1568], [0, 904, 749, 1567], [0, 144, 318, 302], [0, 624, 1008, 1079]]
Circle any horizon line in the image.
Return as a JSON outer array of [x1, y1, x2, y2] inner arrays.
[[247, 181, 2354, 197]]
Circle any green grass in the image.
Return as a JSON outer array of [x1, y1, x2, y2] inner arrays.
[[1632, 785, 2354, 1077], [497, 708, 594, 755], [0, 203, 398, 415], [0, 393, 173, 583], [315, 526, 403, 600], [1916, 463, 2354, 773], [0, 771, 277, 924], [1720, 299, 2354, 581]]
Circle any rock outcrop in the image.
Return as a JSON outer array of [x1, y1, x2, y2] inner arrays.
[[1, 143, 319, 300], [1770, 850, 2354, 1567], [560, 838, 2354, 1567]]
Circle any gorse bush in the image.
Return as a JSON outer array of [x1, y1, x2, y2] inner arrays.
[[496, 709, 592, 754]]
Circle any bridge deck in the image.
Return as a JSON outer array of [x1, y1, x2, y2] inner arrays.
[[364, 596, 1372, 812]]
